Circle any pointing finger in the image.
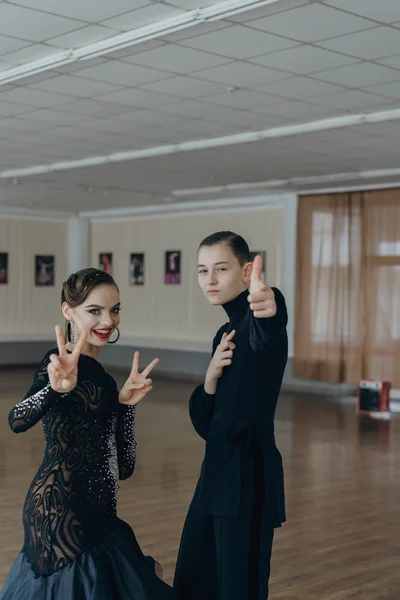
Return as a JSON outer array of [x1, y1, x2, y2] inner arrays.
[[130, 351, 139, 375], [142, 358, 159, 378], [49, 354, 67, 377], [55, 325, 66, 357], [251, 254, 263, 282], [72, 330, 88, 358]]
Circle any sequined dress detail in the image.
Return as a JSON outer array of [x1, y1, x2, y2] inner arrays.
[[1, 349, 176, 600], [8, 349, 136, 576]]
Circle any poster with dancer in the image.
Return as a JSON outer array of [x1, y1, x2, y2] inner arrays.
[[249, 251, 267, 281], [35, 255, 55, 286], [99, 252, 113, 276], [0, 253, 8, 285], [129, 253, 145, 285], [165, 250, 181, 285]]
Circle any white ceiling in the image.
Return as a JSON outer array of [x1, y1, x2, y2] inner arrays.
[[1, 0, 400, 213]]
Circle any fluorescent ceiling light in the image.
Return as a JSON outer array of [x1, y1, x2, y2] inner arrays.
[[171, 167, 400, 197], [0, 51, 74, 85], [0, 0, 283, 85], [2, 107, 400, 180]]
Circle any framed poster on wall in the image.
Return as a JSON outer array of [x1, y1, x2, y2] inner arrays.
[[165, 251, 181, 285], [99, 252, 113, 276], [129, 253, 145, 285], [35, 255, 55, 286], [0, 253, 8, 285]]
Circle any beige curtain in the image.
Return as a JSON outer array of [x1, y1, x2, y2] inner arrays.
[[294, 189, 400, 388]]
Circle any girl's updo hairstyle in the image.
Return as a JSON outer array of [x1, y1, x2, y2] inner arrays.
[[61, 267, 118, 308], [61, 268, 119, 340], [198, 231, 250, 266]]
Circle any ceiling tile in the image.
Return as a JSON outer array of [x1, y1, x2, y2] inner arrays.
[[46, 25, 120, 49], [101, 4, 184, 31], [200, 89, 280, 109], [250, 45, 360, 74], [19, 108, 89, 125], [352, 121, 400, 138], [103, 40, 165, 60], [193, 61, 291, 87], [9, 0, 149, 22], [171, 119, 241, 136], [52, 57, 108, 74], [318, 26, 400, 60], [255, 76, 346, 99], [246, 4, 376, 42], [255, 100, 344, 120], [322, 0, 400, 24], [123, 44, 231, 74], [140, 76, 225, 98], [40, 125, 102, 141], [53, 98, 136, 117], [73, 60, 173, 86], [30, 74, 123, 97], [0, 87, 77, 107], [112, 109, 182, 126], [312, 89, 396, 110], [364, 81, 400, 99], [0, 117, 54, 133], [160, 21, 229, 43], [96, 88, 179, 107], [180, 25, 299, 59], [0, 101, 37, 117], [312, 62, 400, 87], [12, 71, 59, 87], [376, 54, 400, 69], [154, 99, 237, 119], [0, 60, 11, 72], [79, 118, 139, 134], [0, 43, 63, 66], [227, 0, 310, 23], [211, 109, 294, 128], [167, 0, 217, 7], [0, 35, 31, 56], [0, 4, 85, 42]]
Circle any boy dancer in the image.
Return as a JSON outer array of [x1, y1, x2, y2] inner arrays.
[[174, 231, 288, 600]]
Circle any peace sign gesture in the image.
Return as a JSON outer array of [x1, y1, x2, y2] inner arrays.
[[119, 351, 159, 406], [248, 254, 276, 319], [48, 325, 88, 393]]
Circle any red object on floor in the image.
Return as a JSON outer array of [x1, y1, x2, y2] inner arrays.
[[357, 380, 391, 416]]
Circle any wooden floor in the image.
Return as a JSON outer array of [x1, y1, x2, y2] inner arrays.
[[1, 366, 400, 599]]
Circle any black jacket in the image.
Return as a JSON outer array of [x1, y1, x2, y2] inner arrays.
[[189, 288, 288, 526]]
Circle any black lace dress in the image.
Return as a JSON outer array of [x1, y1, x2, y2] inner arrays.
[[1, 350, 176, 600]]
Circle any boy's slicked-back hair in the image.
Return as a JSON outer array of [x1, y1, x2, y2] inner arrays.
[[198, 231, 250, 266]]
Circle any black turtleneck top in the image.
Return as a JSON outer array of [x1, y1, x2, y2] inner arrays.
[[188, 286, 288, 523], [190, 287, 288, 439]]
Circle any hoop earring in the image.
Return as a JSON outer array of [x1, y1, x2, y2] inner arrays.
[[108, 327, 120, 344], [67, 321, 75, 343]]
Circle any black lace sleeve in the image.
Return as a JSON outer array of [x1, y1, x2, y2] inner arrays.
[[8, 350, 68, 433], [116, 404, 137, 480]]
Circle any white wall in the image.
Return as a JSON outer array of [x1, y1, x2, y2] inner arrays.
[[90, 194, 297, 355], [0, 194, 297, 356], [0, 216, 67, 340]]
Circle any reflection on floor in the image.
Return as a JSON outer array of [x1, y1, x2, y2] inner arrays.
[[0, 366, 399, 599]]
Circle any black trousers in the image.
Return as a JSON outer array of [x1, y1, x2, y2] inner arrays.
[[174, 442, 274, 600]]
